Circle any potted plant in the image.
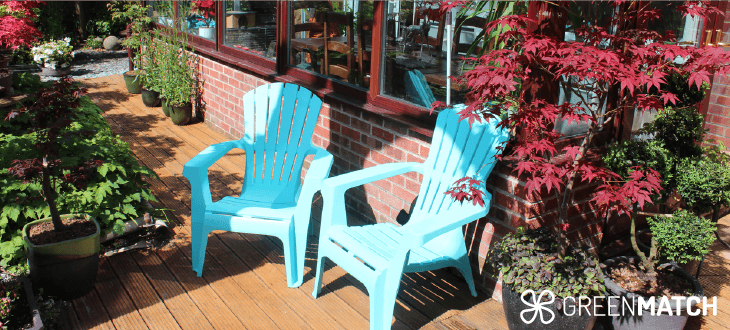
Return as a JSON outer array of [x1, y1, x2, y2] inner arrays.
[[108, 1, 152, 94], [646, 210, 715, 275], [4, 78, 103, 300], [155, 25, 197, 125], [489, 228, 603, 329], [436, 0, 730, 329], [139, 35, 161, 108], [31, 38, 75, 77], [191, 0, 216, 39], [0, 1, 43, 96]]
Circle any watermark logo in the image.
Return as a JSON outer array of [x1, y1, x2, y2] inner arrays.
[[518, 289, 719, 325], [520, 290, 555, 325]]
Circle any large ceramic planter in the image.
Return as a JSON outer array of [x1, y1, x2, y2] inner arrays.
[[502, 285, 597, 330], [123, 71, 143, 94], [141, 88, 161, 107], [0, 69, 12, 97], [602, 256, 703, 330], [39, 66, 71, 77], [170, 102, 193, 125], [161, 98, 171, 116], [23, 214, 101, 300]]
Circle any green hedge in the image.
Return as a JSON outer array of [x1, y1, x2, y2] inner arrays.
[[0, 97, 157, 267]]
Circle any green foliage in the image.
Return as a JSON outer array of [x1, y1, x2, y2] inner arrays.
[[604, 139, 675, 192], [108, 1, 152, 71], [641, 106, 705, 160], [648, 209, 715, 264], [85, 36, 103, 49], [37, 1, 73, 40], [489, 228, 605, 298], [0, 97, 157, 268], [703, 139, 730, 165], [154, 25, 197, 106], [675, 157, 730, 213], [11, 71, 50, 94], [453, 1, 528, 57], [8, 46, 33, 66]]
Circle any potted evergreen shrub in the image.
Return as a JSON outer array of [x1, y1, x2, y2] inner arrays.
[[646, 210, 715, 275], [109, 2, 152, 94], [31, 38, 75, 77], [4, 78, 103, 300], [155, 25, 197, 125], [139, 35, 161, 108]]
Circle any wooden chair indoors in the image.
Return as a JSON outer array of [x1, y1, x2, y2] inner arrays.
[[357, 18, 373, 87], [452, 16, 488, 56], [291, 21, 325, 70], [323, 11, 355, 83], [409, 7, 446, 57]]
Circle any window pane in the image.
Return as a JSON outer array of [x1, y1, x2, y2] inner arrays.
[[179, 1, 217, 41], [381, 1, 458, 108], [648, 2, 703, 46], [223, 1, 277, 59], [152, 1, 175, 27], [288, 1, 373, 89]]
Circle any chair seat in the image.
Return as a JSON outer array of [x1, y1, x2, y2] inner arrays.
[[326, 223, 453, 273], [208, 196, 297, 220]]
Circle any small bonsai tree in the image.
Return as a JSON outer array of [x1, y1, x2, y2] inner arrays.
[[648, 210, 715, 266], [5, 78, 103, 233], [439, 0, 730, 280]]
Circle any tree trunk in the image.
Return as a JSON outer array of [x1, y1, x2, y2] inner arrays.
[[75, 1, 89, 40], [41, 164, 66, 232]]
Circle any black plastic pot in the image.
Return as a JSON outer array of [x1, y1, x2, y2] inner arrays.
[[122, 71, 143, 94], [141, 88, 161, 107], [502, 285, 597, 330], [602, 256, 703, 330], [161, 98, 171, 117], [23, 214, 101, 300], [169, 102, 192, 125]]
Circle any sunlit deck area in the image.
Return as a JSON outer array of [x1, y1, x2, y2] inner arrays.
[[63, 75, 730, 330]]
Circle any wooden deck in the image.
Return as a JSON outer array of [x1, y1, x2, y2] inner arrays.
[[65, 75, 730, 329]]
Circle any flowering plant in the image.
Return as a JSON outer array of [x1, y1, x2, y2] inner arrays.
[[31, 38, 74, 69], [192, 0, 215, 27], [0, 1, 43, 50]]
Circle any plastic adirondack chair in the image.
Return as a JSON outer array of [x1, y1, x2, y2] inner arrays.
[[183, 83, 333, 288], [311, 105, 509, 329], [404, 69, 436, 108]]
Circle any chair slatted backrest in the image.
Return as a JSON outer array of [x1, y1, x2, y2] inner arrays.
[[241, 83, 323, 202], [408, 107, 508, 222]]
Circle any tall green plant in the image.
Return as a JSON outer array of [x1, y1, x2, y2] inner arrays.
[[108, 1, 151, 72], [155, 20, 197, 107], [452, 1, 528, 57]]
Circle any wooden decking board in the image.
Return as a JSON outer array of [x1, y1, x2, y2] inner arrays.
[[154, 243, 262, 330], [92, 258, 151, 330], [129, 251, 216, 329], [71, 288, 116, 330], [106, 253, 183, 330], [216, 231, 369, 330]]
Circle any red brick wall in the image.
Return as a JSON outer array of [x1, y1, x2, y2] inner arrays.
[[195, 54, 607, 302], [704, 6, 730, 147]]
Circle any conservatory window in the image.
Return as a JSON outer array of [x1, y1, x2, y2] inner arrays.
[[223, 1, 278, 59]]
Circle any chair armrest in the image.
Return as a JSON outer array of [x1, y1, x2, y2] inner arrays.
[[295, 147, 334, 206], [403, 192, 492, 247], [182, 140, 242, 211], [319, 162, 423, 230]]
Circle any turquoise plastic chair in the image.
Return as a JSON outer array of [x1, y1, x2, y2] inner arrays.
[[183, 83, 333, 288], [311, 105, 508, 329], [404, 69, 436, 108]]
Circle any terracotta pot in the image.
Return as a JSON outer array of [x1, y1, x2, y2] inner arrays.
[[170, 102, 193, 125], [141, 88, 161, 107], [39, 66, 71, 77]]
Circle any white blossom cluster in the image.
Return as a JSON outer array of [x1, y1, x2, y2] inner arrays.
[[32, 38, 75, 69]]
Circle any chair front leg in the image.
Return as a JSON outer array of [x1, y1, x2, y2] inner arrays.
[[191, 219, 212, 277]]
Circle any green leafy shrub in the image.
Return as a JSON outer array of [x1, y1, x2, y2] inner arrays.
[[604, 139, 675, 192], [11, 71, 49, 94], [641, 106, 705, 160], [489, 228, 605, 298], [675, 157, 730, 213], [648, 209, 715, 264], [0, 96, 157, 267]]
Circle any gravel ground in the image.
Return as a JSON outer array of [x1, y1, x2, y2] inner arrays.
[[37, 48, 130, 82]]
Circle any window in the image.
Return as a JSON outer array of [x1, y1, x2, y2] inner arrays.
[[287, 1, 374, 90], [223, 1, 278, 59], [178, 0, 217, 41], [152, 1, 175, 27]]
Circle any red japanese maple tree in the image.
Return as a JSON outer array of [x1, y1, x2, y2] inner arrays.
[[0, 1, 43, 50], [440, 0, 730, 269]]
